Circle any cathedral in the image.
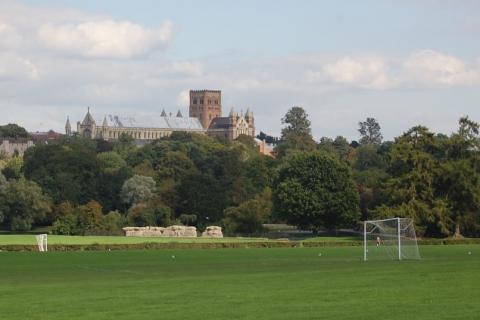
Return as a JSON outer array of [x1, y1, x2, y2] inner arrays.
[[69, 90, 255, 143]]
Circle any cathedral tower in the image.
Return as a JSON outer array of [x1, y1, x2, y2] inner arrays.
[[189, 90, 222, 129]]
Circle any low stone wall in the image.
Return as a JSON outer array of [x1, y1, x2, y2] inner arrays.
[[123, 226, 197, 237], [202, 226, 223, 238]]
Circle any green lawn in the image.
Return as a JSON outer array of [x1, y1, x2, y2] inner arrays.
[[0, 234, 269, 245], [0, 245, 478, 320]]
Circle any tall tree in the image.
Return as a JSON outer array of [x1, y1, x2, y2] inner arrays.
[[276, 106, 316, 158], [358, 117, 383, 145], [436, 117, 480, 237], [373, 126, 451, 236], [273, 151, 359, 231]]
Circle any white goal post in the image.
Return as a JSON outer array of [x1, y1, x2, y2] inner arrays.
[[36, 234, 48, 252], [363, 218, 420, 261]]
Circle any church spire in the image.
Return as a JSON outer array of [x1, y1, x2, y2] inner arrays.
[[81, 107, 95, 126], [176, 110, 183, 117], [65, 116, 72, 135], [161, 109, 167, 117]]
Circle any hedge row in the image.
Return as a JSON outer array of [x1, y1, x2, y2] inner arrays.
[[1, 238, 479, 252], [0, 241, 298, 252]]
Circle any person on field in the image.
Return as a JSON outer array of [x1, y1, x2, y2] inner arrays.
[[376, 236, 381, 247]]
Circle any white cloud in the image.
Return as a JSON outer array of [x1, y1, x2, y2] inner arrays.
[[403, 49, 480, 86], [321, 56, 396, 89], [0, 53, 38, 80], [37, 20, 172, 59], [0, 23, 23, 48]]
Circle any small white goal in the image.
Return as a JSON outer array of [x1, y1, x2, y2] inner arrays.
[[36, 234, 48, 252], [363, 218, 420, 261]]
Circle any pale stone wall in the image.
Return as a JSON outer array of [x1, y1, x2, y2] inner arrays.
[[0, 139, 34, 157], [123, 226, 197, 237], [202, 226, 223, 238]]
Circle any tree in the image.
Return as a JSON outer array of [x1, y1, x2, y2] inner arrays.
[[0, 124, 30, 138], [0, 178, 51, 231], [52, 202, 126, 235], [23, 138, 101, 205], [177, 172, 227, 224], [373, 126, 451, 236], [435, 117, 480, 237], [1, 157, 23, 180], [0, 173, 7, 223], [276, 107, 316, 158], [97, 151, 130, 212], [113, 133, 136, 159], [223, 188, 272, 234], [235, 134, 257, 150], [273, 152, 360, 231], [358, 117, 383, 145], [120, 175, 156, 208], [126, 200, 172, 227], [97, 152, 127, 175]]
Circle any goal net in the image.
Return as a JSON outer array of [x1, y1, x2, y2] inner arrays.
[[36, 234, 48, 252], [363, 218, 420, 261]]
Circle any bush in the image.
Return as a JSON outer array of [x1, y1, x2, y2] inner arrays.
[[52, 203, 126, 235], [52, 214, 79, 235], [223, 189, 272, 234]]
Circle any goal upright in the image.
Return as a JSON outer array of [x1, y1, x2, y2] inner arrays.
[[363, 217, 420, 261]]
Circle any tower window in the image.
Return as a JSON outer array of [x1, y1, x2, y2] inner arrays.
[[208, 99, 211, 105], [215, 100, 218, 104], [193, 98, 197, 104], [200, 99, 204, 104]]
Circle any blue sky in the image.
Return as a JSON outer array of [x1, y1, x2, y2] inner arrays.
[[2, 0, 480, 140]]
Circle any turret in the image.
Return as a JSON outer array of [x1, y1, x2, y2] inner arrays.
[[229, 107, 238, 125], [79, 107, 96, 138], [161, 109, 167, 117], [65, 117, 72, 135], [245, 108, 254, 125], [176, 110, 183, 117]]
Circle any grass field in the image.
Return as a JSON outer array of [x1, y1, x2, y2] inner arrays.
[[0, 235, 270, 245], [0, 245, 478, 320], [0, 234, 362, 246]]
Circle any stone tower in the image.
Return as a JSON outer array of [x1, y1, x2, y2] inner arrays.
[[189, 90, 222, 129]]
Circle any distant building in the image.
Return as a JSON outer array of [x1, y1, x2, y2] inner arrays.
[[0, 138, 34, 157], [255, 139, 275, 157], [74, 107, 204, 144], [189, 90, 255, 140], [30, 130, 64, 144], [70, 90, 256, 143]]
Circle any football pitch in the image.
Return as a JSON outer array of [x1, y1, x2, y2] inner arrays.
[[0, 245, 478, 320]]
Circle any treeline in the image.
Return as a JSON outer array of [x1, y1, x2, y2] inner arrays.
[[0, 109, 479, 238]]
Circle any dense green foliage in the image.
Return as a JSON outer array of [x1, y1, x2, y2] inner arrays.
[[0, 246, 478, 320], [1, 111, 480, 237], [274, 152, 359, 231], [0, 123, 30, 138]]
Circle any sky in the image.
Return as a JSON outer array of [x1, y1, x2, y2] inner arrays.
[[1, 0, 480, 140]]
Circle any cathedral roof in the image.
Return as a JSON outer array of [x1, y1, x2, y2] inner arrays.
[[81, 108, 96, 126], [209, 117, 233, 129], [96, 114, 203, 130]]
